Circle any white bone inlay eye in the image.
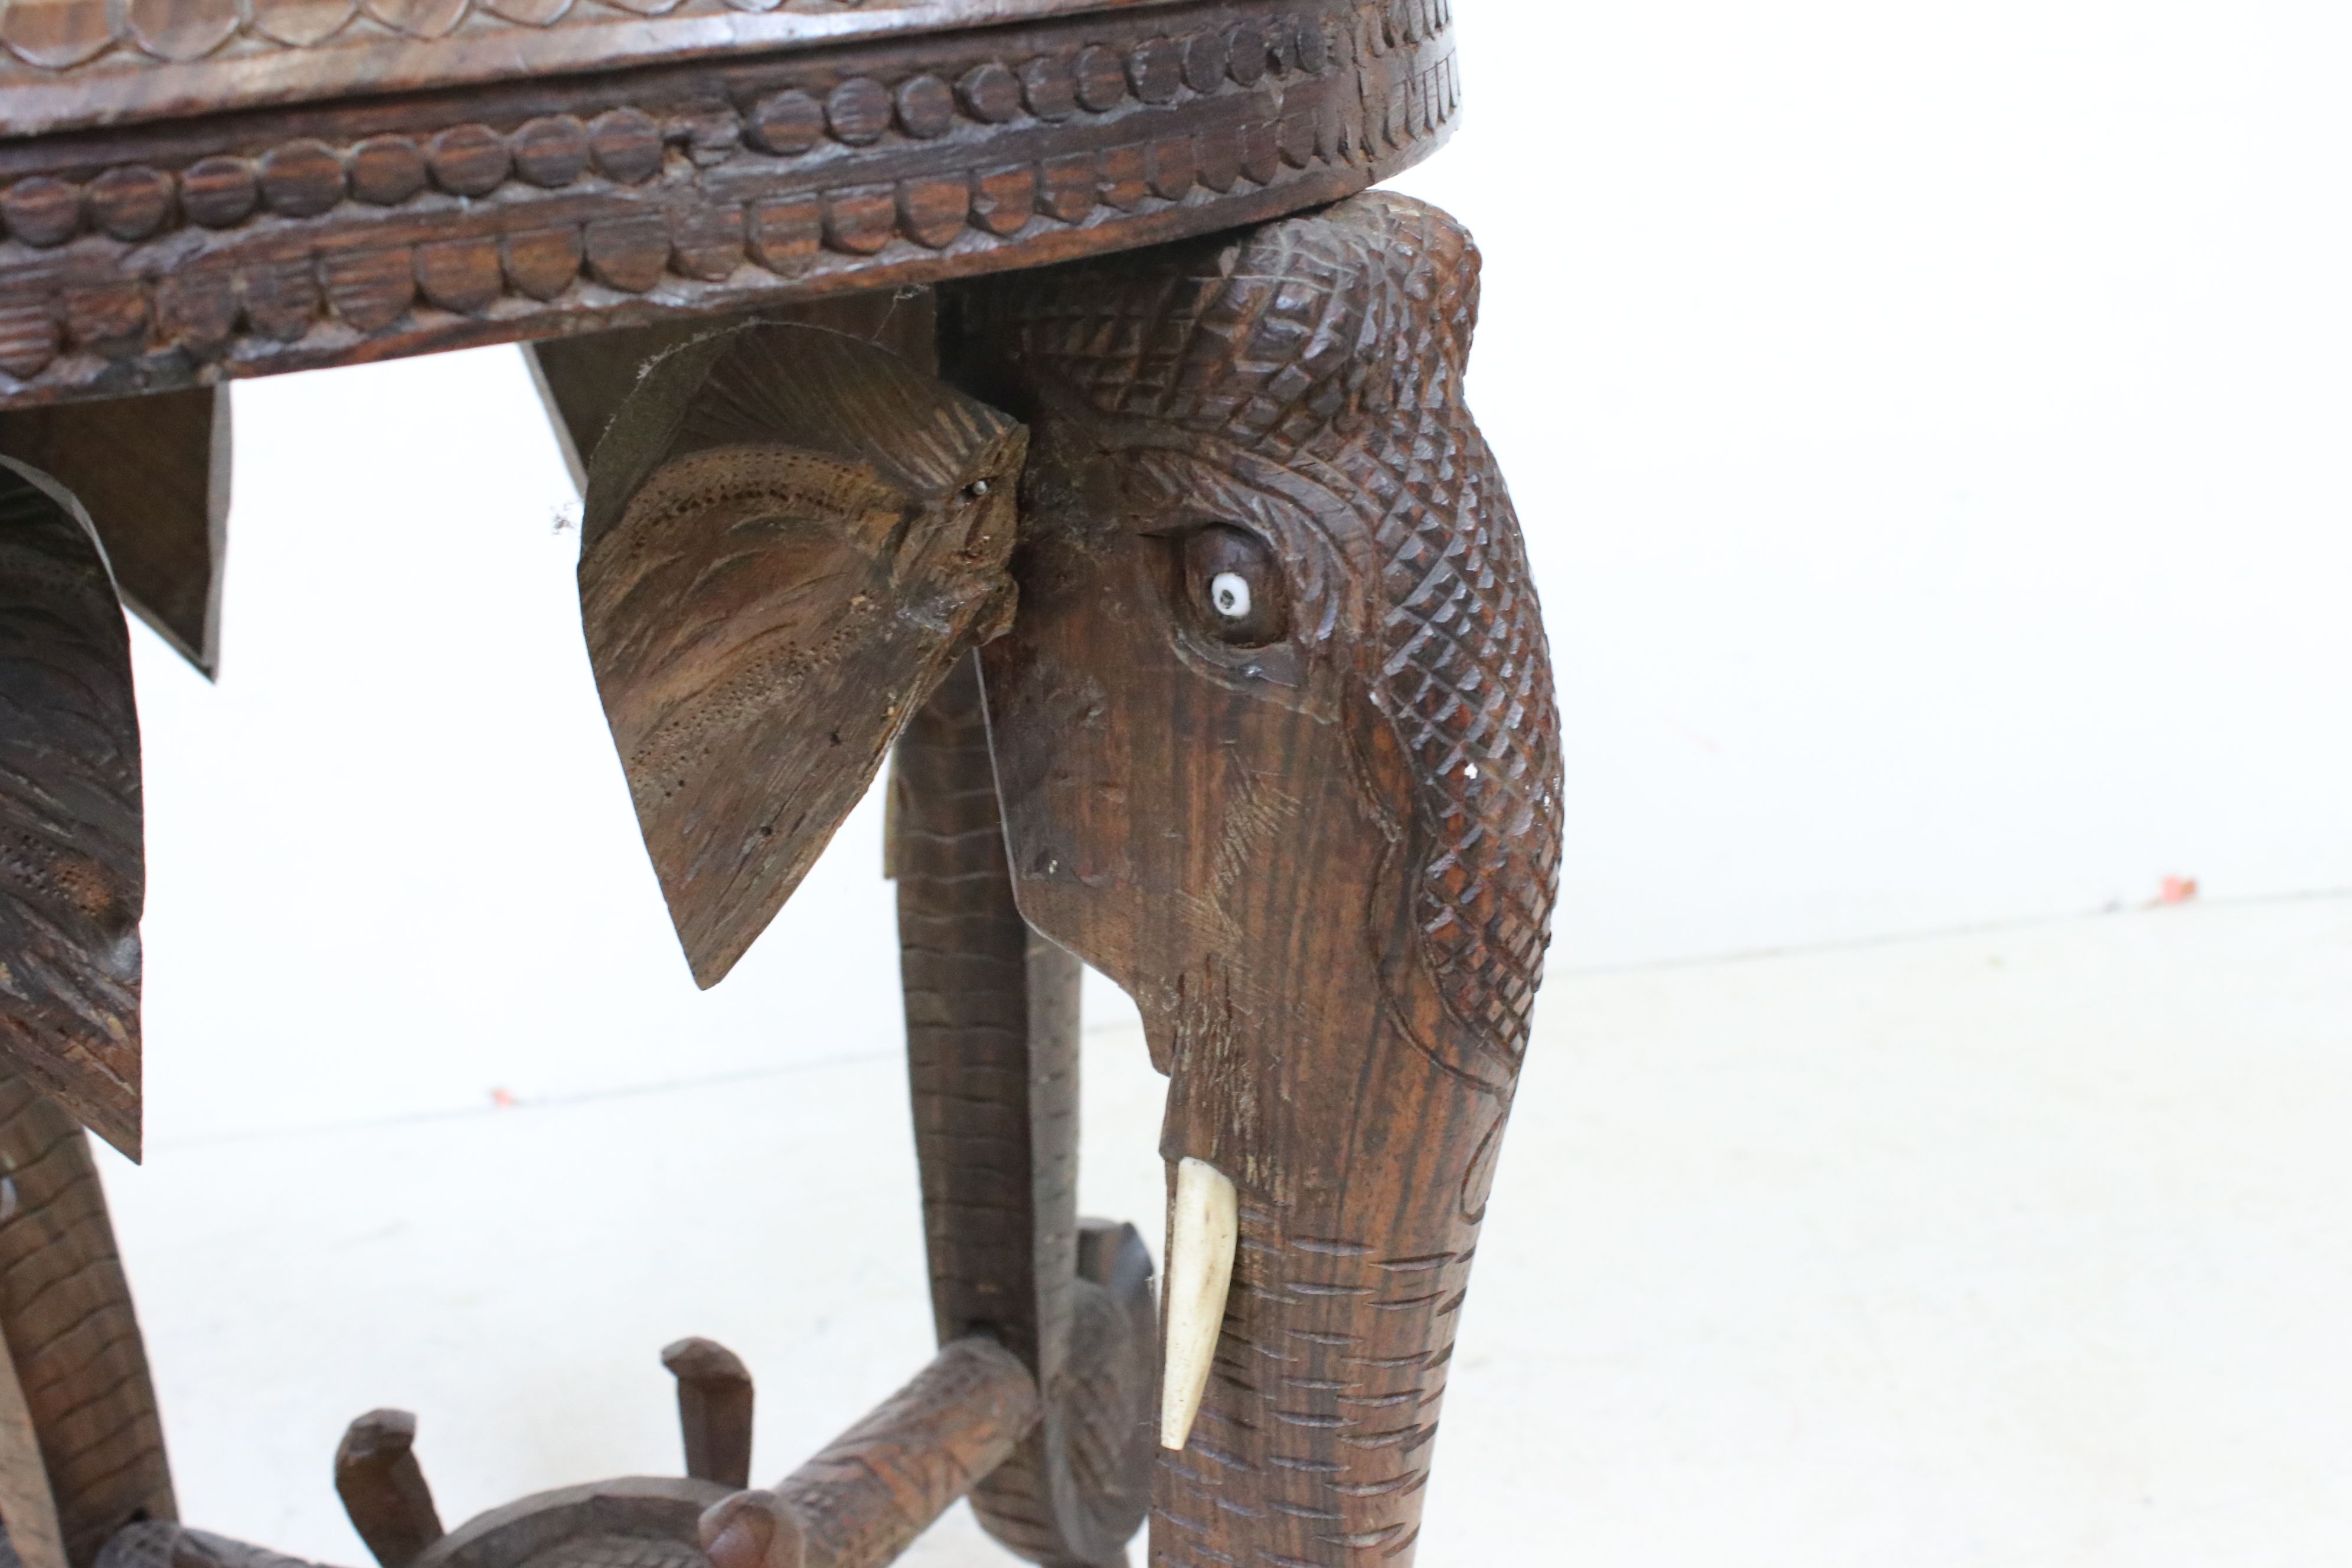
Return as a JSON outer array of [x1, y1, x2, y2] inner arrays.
[[1209, 571, 1252, 619]]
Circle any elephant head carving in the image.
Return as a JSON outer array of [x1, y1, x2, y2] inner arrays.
[[949, 192, 1562, 1567], [580, 193, 1559, 1568]]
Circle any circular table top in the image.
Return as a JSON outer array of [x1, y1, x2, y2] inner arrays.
[[0, 0, 1458, 409]]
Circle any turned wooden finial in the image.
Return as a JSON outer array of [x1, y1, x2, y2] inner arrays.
[[661, 1336, 754, 1489], [334, 1409, 443, 1568]]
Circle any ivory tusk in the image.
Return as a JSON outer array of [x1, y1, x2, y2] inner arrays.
[[1159, 1156, 1239, 1451]]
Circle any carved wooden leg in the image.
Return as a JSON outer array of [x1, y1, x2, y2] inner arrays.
[[948, 193, 1563, 1568], [566, 202, 1559, 1566], [0, 1067, 176, 1568], [0, 459, 174, 1568], [889, 654, 1154, 1566], [564, 292, 1165, 1566]]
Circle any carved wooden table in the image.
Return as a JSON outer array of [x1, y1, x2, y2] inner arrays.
[[0, 5, 1564, 1568]]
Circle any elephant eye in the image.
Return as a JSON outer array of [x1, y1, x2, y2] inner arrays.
[[1179, 524, 1287, 647]]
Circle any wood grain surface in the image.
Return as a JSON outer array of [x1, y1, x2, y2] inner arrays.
[[0, 460, 145, 1160], [0, 0, 1172, 139], [529, 293, 933, 494], [949, 191, 1562, 1567], [412, 1475, 723, 1568], [768, 1335, 1039, 1568], [889, 655, 1154, 1565], [579, 320, 1024, 986], [334, 1410, 443, 1568], [662, 1337, 755, 1490], [97, 1523, 341, 1568], [0, 0, 1455, 408], [0, 389, 230, 675], [313, 1337, 1036, 1568], [0, 1304, 72, 1568], [0, 1066, 175, 1568]]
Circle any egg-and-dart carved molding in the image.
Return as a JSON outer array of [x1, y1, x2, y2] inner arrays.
[[0, 0, 1458, 407]]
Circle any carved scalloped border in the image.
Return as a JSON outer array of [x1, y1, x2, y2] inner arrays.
[[0, 0, 1138, 140], [0, 0, 1457, 406], [0, 0, 1013, 79]]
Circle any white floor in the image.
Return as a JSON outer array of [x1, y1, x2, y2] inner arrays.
[[96, 894, 2352, 1566]]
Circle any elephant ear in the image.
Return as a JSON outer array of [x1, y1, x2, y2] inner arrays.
[[0, 387, 230, 678], [0, 458, 144, 1161], [579, 324, 1026, 988]]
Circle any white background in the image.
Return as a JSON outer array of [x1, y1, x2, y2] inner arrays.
[[1397, 1, 2352, 965], [124, 3, 2352, 1142], [79, 2, 2352, 1563], [123, 0, 2352, 1143]]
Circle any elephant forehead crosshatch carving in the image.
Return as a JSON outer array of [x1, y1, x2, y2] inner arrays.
[[956, 192, 1563, 1095], [0, 2, 1562, 1562], [940, 192, 1560, 1568]]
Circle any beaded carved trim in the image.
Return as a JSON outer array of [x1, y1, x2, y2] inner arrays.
[[0, 0, 1458, 405], [0, 1, 1164, 139]]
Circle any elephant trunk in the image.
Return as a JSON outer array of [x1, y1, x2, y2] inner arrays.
[[891, 655, 1154, 1567], [949, 190, 1562, 1568], [1150, 1004, 1507, 1568], [0, 1064, 177, 1568], [1152, 1155, 1484, 1568]]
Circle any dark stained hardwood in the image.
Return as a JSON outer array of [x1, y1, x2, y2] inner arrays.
[[0, 5, 1552, 1559], [0, 1064, 175, 1568], [762, 1335, 1038, 1568], [412, 1476, 724, 1568], [97, 1523, 335, 1568], [305, 1334, 1037, 1568], [528, 293, 934, 494], [334, 1410, 444, 1568], [888, 654, 1152, 1564], [0, 1322, 71, 1568], [0, 0, 1457, 407], [0, 460, 145, 1161], [946, 191, 1563, 1567], [0, 0, 1153, 139], [578, 320, 1024, 986], [0, 3, 1553, 1563], [2, 186, 1558, 1568], [661, 1337, 754, 1491], [695, 1493, 803, 1568], [0, 388, 229, 675]]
